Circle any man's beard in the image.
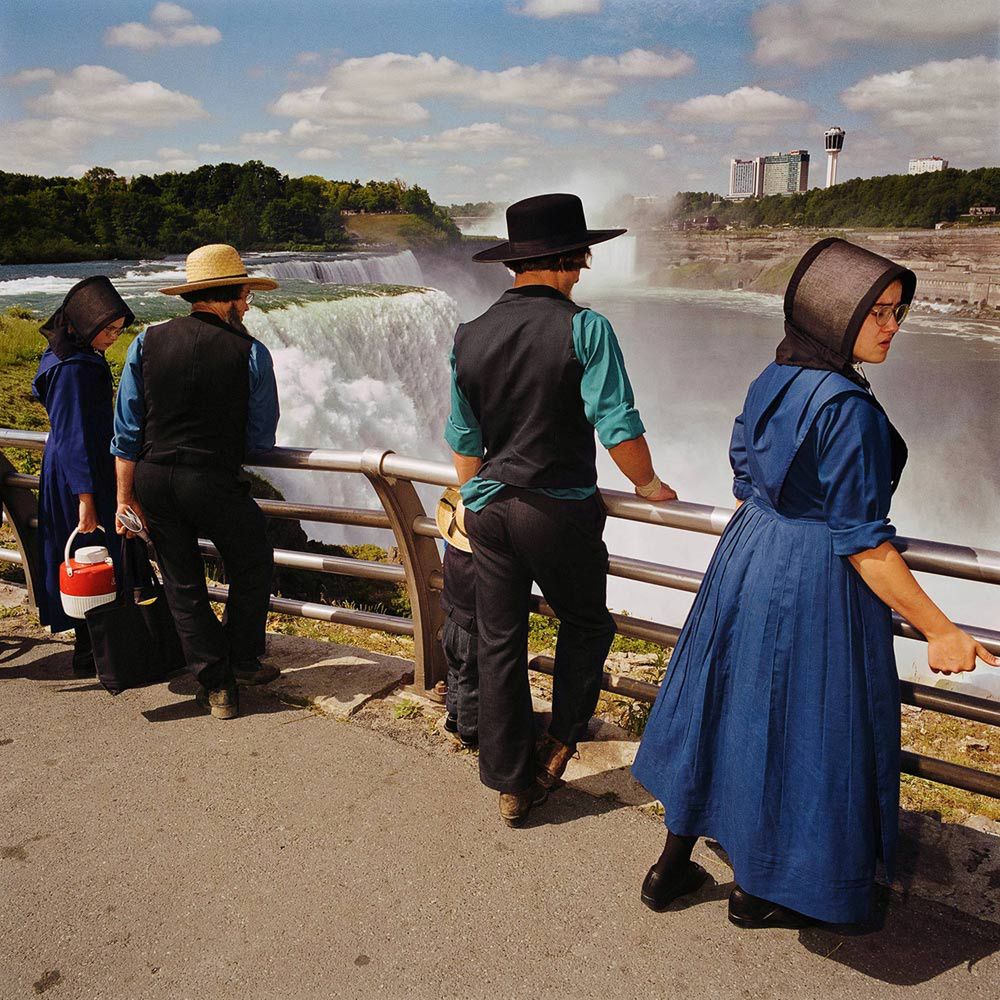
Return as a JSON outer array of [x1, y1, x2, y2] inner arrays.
[[226, 304, 249, 334]]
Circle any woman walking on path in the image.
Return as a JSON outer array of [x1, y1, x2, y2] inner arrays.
[[631, 238, 997, 929], [31, 276, 133, 675]]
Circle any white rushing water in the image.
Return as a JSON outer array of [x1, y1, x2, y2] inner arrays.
[[262, 251, 424, 286], [243, 288, 458, 530]]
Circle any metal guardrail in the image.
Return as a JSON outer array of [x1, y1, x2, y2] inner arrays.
[[1, 427, 998, 800]]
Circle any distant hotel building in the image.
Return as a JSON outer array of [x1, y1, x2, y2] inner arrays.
[[909, 156, 948, 174], [729, 158, 762, 199], [729, 150, 809, 199]]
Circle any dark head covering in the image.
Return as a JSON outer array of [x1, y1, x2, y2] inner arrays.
[[779, 237, 913, 490], [472, 193, 625, 263], [39, 275, 135, 360], [778, 237, 916, 388]]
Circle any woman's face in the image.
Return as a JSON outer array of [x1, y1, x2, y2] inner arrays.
[[90, 316, 126, 353], [853, 279, 904, 364]]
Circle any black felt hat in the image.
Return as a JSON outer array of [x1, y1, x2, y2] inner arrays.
[[472, 193, 626, 263]]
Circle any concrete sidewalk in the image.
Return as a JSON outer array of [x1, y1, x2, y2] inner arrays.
[[1, 610, 998, 1000]]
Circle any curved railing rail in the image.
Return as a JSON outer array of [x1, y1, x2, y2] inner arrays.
[[2, 427, 998, 799]]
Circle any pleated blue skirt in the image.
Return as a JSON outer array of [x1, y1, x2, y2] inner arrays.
[[632, 498, 900, 924]]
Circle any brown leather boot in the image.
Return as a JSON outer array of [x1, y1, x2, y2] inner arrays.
[[536, 733, 576, 790], [499, 781, 548, 827]]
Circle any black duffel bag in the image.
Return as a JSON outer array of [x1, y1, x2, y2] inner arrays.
[[85, 537, 186, 694]]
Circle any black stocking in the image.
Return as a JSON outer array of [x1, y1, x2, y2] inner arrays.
[[653, 830, 697, 875]]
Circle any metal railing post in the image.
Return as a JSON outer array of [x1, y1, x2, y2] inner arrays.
[[361, 448, 447, 690], [0, 451, 40, 609]]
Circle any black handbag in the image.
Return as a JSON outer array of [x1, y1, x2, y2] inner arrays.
[[85, 537, 186, 694]]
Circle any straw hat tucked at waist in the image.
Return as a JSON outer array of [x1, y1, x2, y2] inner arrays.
[[160, 244, 279, 295], [435, 487, 472, 553]]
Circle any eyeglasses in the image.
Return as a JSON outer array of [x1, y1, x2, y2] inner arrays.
[[870, 302, 909, 328], [244, 291, 255, 305]]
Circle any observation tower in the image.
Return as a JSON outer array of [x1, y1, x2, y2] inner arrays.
[[825, 127, 845, 188]]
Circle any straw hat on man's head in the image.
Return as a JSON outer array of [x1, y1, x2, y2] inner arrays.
[[435, 487, 472, 553], [160, 244, 279, 296]]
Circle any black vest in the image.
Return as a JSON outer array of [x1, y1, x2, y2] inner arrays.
[[140, 312, 252, 470], [453, 285, 597, 489]]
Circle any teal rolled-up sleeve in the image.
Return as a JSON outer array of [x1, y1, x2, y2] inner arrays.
[[111, 332, 145, 461], [444, 346, 483, 457], [572, 309, 645, 448]]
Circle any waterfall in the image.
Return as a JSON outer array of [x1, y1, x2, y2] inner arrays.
[[577, 235, 639, 293], [243, 288, 459, 540], [261, 251, 424, 286]]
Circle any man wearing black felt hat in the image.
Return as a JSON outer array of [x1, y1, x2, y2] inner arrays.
[[445, 193, 678, 826]]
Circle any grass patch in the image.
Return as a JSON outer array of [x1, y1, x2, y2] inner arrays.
[[393, 697, 424, 720], [344, 213, 454, 251]]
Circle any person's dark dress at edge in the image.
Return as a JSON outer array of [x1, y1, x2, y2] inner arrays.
[[31, 277, 134, 668], [632, 238, 916, 925]]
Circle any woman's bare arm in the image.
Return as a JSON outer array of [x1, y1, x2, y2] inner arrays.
[[849, 541, 998, 673]]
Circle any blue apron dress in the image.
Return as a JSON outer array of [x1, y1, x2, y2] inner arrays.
[[32, 348, 119, 634], [632, 362, 905, 924]]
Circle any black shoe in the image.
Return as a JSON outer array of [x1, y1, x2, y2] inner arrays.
[[728, 886, 815, 929], [195, 683, 240, 720], [71, 656, 97, 678], [459, 731, 479, 750], [444, 713, 459, 733], [640, 861, 709, 912], [232, 659, 280, 686]]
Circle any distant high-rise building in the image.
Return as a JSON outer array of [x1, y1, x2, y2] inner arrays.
[[909, 156, 948, 174], [825, 127, 846, 187], [761, 150, 809, 196], [729, 157, 762, 199]]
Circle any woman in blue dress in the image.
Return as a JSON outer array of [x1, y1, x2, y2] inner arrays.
[[32, 276, 134, 675], [632, 239, 997, 928]]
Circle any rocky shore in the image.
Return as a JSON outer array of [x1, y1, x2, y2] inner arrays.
[[641, 226, 1000, 319]]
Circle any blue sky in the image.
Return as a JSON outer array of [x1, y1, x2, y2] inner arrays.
[[1, 0, 997, 208]]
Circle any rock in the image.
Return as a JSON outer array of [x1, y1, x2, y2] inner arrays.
[[961, 737, 990, 753]]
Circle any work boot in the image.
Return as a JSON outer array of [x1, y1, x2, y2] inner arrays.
[[232, 659, 280, 686], [196, 682, 240, 720], [536, 733, 576, 790], [499, 781, 548, 828]]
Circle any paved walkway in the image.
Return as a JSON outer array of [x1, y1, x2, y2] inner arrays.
[[1, 611, 998, 1000]]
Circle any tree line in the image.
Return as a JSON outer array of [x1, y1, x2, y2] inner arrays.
[[0, 161, 460, 264], [672, 167, 1000, 230]]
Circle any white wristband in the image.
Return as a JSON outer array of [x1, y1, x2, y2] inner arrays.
[[635, 474, 662, 498]]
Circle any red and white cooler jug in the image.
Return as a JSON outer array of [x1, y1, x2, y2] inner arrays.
[[59, 526, 117, 619]]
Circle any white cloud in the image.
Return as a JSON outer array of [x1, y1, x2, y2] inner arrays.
[[842, 57, 1000, 162], [105, 3, 221, 51], [369, 122, 531, 158], [27, 65, 207, 126], [5, 67, 57, 86], [240, 129, 284, 145], [297, 147, 339, 161], [588, 118, 660, 136], [445, 164, 477, 175], [512, 0, 602, 18], [296, 51, 322, 66], [271, 48, 694, 126], [671, 86, 810, 124], [581, 49, 694, 79], [646, 143, 666, 160], [501, 156, 531, 168], [752, 0, 998, 67], [112, 146, 199, 175], [546, 113, 581, 129], [0, 117, 111, 172], [197, 143, 223, 153]]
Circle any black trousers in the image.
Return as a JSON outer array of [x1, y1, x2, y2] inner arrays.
[[464, 489, 616, 794], [134, 461, 273, 689], [443, 616, 479, 740]]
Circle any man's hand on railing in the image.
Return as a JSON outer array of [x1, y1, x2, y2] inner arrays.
[[638, 480, 678, 503]]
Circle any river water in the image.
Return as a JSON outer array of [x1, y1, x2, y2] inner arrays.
[[2, 252, 997, 697]]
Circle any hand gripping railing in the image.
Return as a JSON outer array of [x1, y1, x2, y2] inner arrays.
[[2, 427, 998, 799]]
